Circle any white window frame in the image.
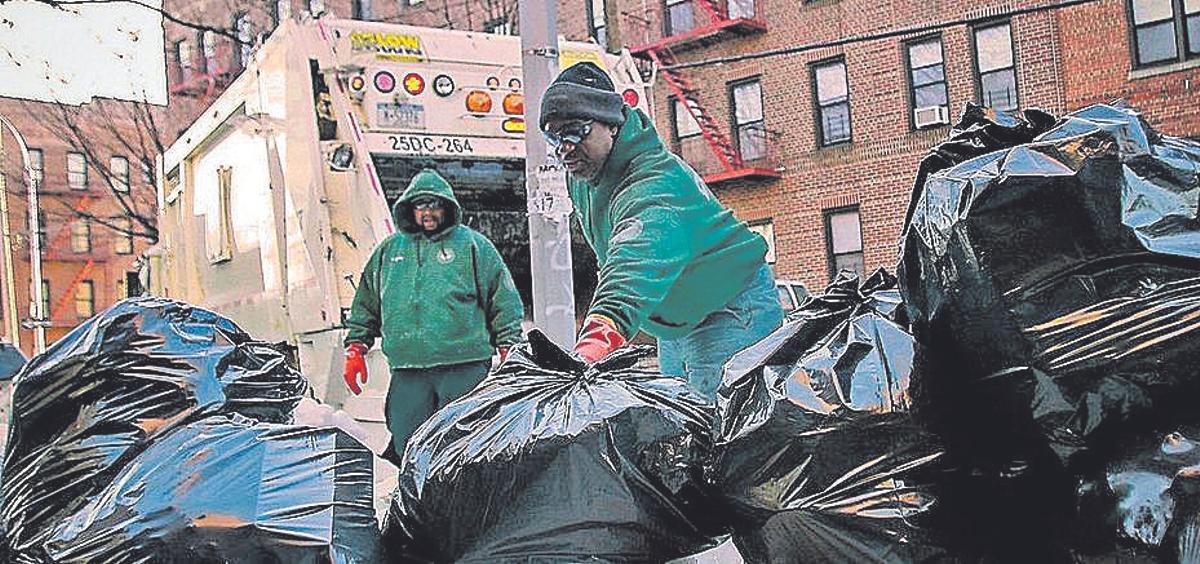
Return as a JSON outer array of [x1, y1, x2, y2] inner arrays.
[[67, 152, 88, 190], [973, 22, 1019, 112], [110, 156, 130, 193], [75, 280, 95, 318], [824, 207, 865, 281], [71, 219, 92, 253], [813, 59, 852, 146], [114, 217, 134, 255], [732, 78, 767, 160]]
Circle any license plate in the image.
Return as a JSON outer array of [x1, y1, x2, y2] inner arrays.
[[377, 103, 425, 129], [386, 135, 476, 155]]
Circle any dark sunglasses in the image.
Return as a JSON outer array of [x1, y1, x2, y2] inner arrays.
[[412, 199, 443, 210], [543, 120, 594, 148]]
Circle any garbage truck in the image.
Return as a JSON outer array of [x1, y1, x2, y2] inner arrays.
[[148, 17, 650, 440]]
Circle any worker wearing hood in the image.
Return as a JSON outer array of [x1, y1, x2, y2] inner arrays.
[[342, 168, 524, 456]]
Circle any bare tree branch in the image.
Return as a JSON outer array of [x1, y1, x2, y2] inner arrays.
[[17, 0, 252, 43]]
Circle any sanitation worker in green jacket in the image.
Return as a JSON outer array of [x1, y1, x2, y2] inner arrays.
[[342, 168, 524, 456], [540, 62, 785, 399]]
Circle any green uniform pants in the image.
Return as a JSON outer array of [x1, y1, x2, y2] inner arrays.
[[385, 359, 490, 459]]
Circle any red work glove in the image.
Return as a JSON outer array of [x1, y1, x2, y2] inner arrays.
[[498, 346, 510, 364], [573, 315, 626, 364], [343, 342, 369, 395]]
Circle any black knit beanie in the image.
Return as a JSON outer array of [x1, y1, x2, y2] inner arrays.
[[539, 62, 627, 130]]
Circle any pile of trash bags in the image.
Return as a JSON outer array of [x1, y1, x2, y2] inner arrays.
[[898, 103, 1200, 559], [378, 103, 1200, 561], [383, 331, 721, 562], [701, 103, 1200, 562], [9, 103, 1198, 563], [712, 270, 950, 562], [0, 297, 383, 563]]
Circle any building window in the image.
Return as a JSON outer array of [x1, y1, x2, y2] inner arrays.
[[200, 30, 216, 73], [731, 79, 767, 160], [973, 22, 1018, 112], [175, 39, 193, 82], [234, 13, 253, 67], [28, 148, 43, 185], [813, 59, 851, 146], [71, 219, 92, 253], [588, 0, 608, 46], [484, 17, 513, 35], [40, 279, 50, 319], [671, 97, 702, 142], [1129, 0, 1200, 66], [906, 37, 949, 127], [67, 152, 88, 190], [665, 0, 694, 36], [37, 211, 46, 250], [748, 219, 776, 264], [75, 280, 95, 318], [114, 217, 134, 255], [728, 0, 755, 18], [273, 0, 291, 27], [351, 0, 373, 20], [309, 0, 325, 15], [110, 156, 130, 193], [825, 207, 864, 280], [213, 166, 235, 263]]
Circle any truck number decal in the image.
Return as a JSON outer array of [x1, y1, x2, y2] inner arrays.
[[387, 135, 475, 154]]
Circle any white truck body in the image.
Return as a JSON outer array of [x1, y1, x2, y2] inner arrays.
[[152, 18, 649, 426]]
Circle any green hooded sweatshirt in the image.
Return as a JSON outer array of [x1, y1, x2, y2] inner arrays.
[[569, 107, 769, 340], [344, 169, 524, 369]]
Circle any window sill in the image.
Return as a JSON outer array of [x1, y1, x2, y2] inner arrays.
[[816, 140, 853, 151], [1129, 57, 1200, 80]]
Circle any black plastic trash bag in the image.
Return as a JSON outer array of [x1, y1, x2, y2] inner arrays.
[[383, 330, 719, 563], [898, 103, 1200, 471], [1, 297, 308, 560], [713, 270, 949, 563], [43, 414, 383, 563], [1072, 426, 1200, 562]]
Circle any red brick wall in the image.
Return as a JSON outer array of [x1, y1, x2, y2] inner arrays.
[[636, 0, 1199, 292], [1057, 0, 1200, 136]]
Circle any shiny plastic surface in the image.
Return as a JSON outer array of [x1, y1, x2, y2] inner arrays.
[[383, 330, 720, 563], [713, 270, 947, 563], [899, 104, 1200, 471], [0, 298, 385, 562]]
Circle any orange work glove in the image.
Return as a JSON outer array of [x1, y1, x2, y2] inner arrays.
[[343, 342, 369, 395], [573, 315, 626, 364]]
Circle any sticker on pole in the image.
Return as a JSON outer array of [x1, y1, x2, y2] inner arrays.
[[529, 164, 572, 220]]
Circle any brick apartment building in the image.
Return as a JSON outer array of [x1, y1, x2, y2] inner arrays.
[[3, 0, 1190, 355], [579, 0, 1200, 294], [278, 0, 1199, 295], [0, 98, 156, 356]]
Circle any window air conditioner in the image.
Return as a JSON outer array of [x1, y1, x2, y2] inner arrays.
[[914, 106, 950, 129]]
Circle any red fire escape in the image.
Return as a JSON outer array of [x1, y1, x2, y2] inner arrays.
[[43, 194, 97, 325], [630, 0, 767, 56], [631, 0, 779, 186]]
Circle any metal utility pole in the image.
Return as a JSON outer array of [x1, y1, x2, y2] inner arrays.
[[0, 131, 21, 349], [0, 116, 47, 353], [520, 0, 576, 348]]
